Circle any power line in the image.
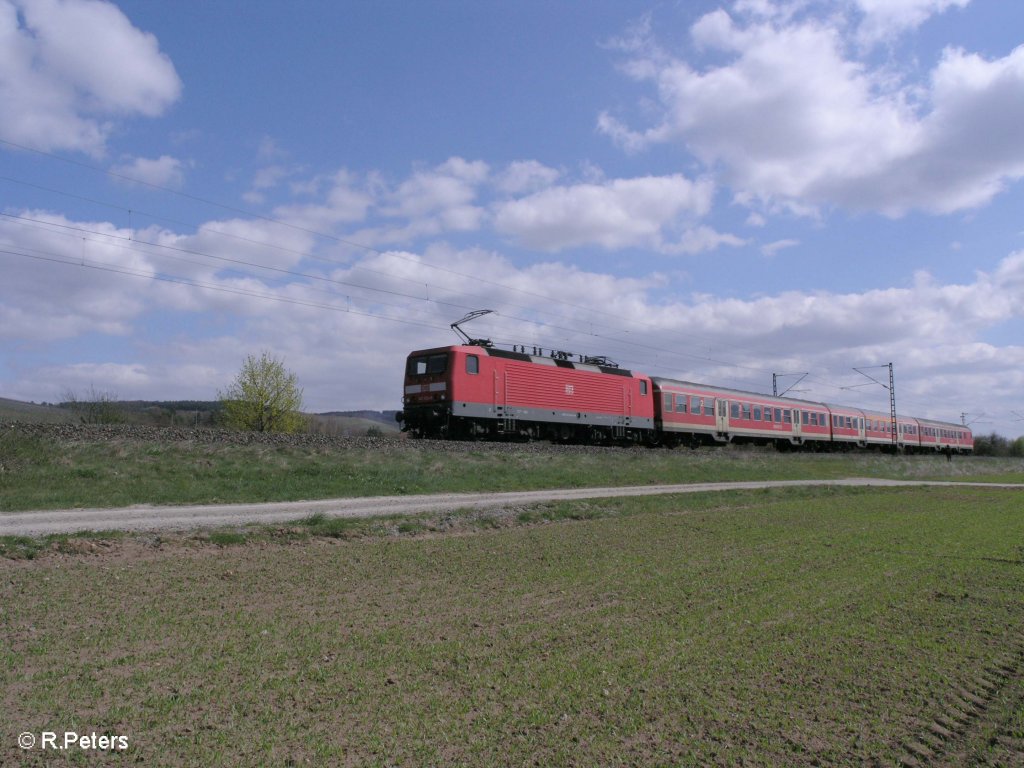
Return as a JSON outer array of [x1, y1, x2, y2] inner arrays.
[[0, 245, 452, 333], [0, 138, 977, 413], [0, 139, 820, 369], [0, 209, 793, 382]]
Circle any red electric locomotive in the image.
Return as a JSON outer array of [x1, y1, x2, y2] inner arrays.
[[398, 344, 655, 442]]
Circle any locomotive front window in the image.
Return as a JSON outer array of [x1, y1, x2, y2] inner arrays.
[[407, 353, 448, 377], [466, 355, 479, 375]]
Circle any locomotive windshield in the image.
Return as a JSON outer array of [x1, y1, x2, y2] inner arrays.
[[406, 353, 448, 377]]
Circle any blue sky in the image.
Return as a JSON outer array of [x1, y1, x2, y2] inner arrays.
[[1, 0, 1023, 437]]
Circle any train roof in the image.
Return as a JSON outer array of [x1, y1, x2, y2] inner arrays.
[[409, 344, 638, 378], [650, 376, 825, 408]]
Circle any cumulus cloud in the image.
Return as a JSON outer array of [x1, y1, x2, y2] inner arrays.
[[600, 2, 1024, 217], [271, 170, 375, 232], [493, 174, 718, 252], [854, 0, 971, 44], [110, 155, 185, 188], [0, 0, 182, 155], [0, 211, 153, 340], [494, 160, 562, 195], [3, 204, 1024, 430], [385, 157, 489, 225]]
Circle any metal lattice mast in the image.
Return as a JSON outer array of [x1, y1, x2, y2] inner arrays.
[[888, 362, 897, 447]]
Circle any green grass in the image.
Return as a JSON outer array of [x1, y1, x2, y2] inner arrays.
[[2, 486, 1022, 766], [2, 428, 1022, 512], [0, 529, 126, 559]]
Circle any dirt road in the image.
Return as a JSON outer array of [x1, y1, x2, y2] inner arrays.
[[3, 478, 1022, 537]]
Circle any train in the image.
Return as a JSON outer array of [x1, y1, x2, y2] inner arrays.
[[396, 343, 973, 454]]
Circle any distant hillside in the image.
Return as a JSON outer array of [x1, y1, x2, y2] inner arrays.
[[1, 397, 400, 435], [318, 410, 399, 427], [0, 398, 76, 424], [309, 411, 400, 436]]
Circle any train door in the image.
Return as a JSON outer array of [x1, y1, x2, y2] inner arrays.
[[792, 409, 803, 442], [716, 399, 729, 435]]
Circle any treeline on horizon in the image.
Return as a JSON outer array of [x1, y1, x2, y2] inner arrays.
[[34, 396, 397, 435], [972, 433, 1024, 457]]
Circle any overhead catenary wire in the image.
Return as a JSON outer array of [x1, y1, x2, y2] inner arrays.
[[0, 138, 822, 366], [0, 136, 969, 415], [0, 209, 795, 382]]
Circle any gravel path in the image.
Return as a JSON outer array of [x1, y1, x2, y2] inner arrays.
[[3, 478, 1022, 537]]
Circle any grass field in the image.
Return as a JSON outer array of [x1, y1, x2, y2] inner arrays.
[[2, 486, 1023, 766], [2, 427, 1023, 512]]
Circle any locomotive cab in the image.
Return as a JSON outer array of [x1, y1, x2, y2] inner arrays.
[[397, 346, 456, 438]]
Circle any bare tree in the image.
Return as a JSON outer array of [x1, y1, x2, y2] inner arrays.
[[62, 385, 124, 424]]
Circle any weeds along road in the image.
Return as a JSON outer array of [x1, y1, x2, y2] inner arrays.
[[3, 479, 1024, 537]]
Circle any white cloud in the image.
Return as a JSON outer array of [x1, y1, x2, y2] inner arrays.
[[3, 204, 1024, 433], [761, 238, 800, 257], [494, 160, 562, 195], [600, 3, 1024, 218], [270, 170, 375, 232], [385, 157, 489, 220], [854, 0, 971, 44], [493, 174, 717, 252], [110, 155, 185, 188], [0, 0, 181, 155], [0, 211, 153, 340]]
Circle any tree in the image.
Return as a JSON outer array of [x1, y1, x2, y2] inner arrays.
[[218, 352, 306, 433], [62, 385, 124, 424]]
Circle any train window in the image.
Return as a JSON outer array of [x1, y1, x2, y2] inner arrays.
[[731, 403, 740, 419], [765, 408, 773, 423], [783, 410, 791, 424], [664, 393, 673, 411], [691, 396, 701, 413], [742, 403, 752, 420], [705, 400, 714, 417], [407, 353, 448, 376], [753, 406, 762, 420], [676, 398, 687, 413], [640, 380, 648, 396], [466, 355, 479, 375]]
